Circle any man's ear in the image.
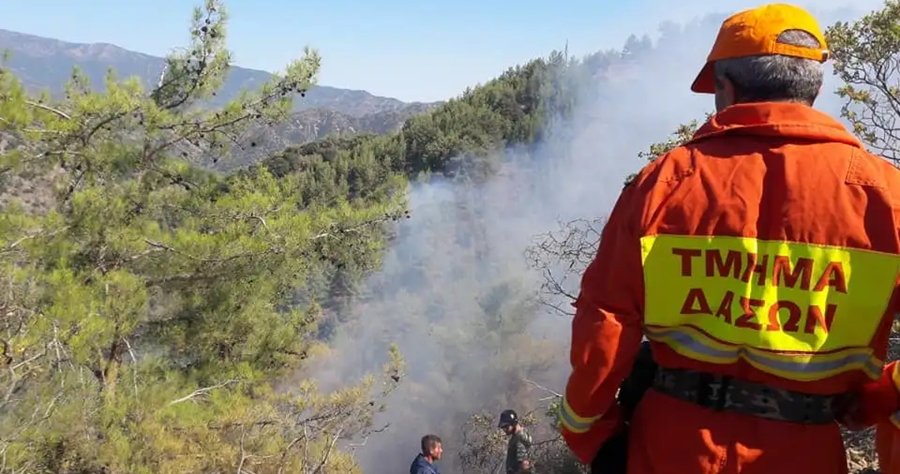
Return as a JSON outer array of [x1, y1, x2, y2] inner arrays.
[[714, 73, 736, 111], [811, 83, 823, 105]]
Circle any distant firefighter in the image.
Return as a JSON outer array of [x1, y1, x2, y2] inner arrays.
[[498, 409, 534, 473]]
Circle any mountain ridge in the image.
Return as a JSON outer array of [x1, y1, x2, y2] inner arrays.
[[0, 28, 442, 165], [0, 28, 437, 117]]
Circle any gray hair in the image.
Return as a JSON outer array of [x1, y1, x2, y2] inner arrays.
[[713, 29, 824, 104]]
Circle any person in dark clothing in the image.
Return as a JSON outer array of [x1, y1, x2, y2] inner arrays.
[[499, 409, 534, 473], [590, 340, 657, 473], [410, 434, 443, 474]]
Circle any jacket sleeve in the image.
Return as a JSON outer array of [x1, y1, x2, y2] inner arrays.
[[514, 431, 533, 471], [877, 410, 900, 474], [872, 361, 900, 473], [860, 282, 900, 471], [559, 180, 645, 464]]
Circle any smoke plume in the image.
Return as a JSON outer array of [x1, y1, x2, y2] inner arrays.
[[308, 3, 879, 472]]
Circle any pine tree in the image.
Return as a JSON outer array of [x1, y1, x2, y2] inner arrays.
[[0, 1, 404, 472]]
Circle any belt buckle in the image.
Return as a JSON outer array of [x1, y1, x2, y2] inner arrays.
[[695, 372, 731, 411]]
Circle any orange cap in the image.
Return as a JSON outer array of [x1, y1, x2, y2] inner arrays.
[[691, 3, 830, 93]]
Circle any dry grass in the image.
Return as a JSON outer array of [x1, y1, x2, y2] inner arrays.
[[845, 426, 879, 473]]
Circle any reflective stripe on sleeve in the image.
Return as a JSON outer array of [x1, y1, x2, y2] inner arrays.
[[559, 396, 601, 434]]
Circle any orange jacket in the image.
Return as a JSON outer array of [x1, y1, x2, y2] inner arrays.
[[560, 101, 900, 464]]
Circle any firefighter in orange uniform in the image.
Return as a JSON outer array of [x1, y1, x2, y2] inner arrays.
[[559, 3, 900, 473]]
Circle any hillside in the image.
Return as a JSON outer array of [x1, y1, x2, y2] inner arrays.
[[215, 102, 438, 171]]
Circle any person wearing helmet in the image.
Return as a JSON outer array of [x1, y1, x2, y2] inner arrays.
[[558, 3, 900, 474], [499, 409, 534, 473]]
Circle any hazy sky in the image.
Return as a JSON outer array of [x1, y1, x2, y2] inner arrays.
[[0, 0, 884, 102]]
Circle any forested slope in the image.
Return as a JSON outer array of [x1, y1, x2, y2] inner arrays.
[[0, 0, 597, 470], [258, 48, 584, 180]]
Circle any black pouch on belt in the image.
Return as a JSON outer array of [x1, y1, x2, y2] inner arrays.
[[590, 340, 657, 474]]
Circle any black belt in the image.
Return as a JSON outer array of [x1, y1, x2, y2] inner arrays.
[[652, 366, 838, 424]]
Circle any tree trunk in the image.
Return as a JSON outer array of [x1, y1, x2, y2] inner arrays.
[[101, 338, 122, 401]]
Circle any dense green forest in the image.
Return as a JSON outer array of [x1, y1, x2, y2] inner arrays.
[[0, 0, 896, 472], [0, 0, 590, 471], [258, 49, 581, 181]]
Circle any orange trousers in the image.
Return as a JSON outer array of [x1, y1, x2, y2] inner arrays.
[[878, 420, 900, 474], [625, 390, 849, 473]]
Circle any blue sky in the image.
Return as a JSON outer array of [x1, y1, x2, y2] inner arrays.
[[0, 0, 882, 102]]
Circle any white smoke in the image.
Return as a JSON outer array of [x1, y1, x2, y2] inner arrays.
[[307, 3, 881, 473]]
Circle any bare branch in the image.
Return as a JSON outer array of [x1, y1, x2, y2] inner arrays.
[[3, 365, 15, 406], [236, 425, 247, 474], [347, 423, 390, 449], [303, 426, 310, 470], [311, 213, 401, 241], [525, 218, 603, 317], [156, 63, 169, 90], [25, 101, 71, 120], [311, 428, 342, 474], [167, 379, 238, 406], [248, 215, 270, 232], [123, 337, 139, 397], [10, 350, 46, 372], [277, 436, 304, 474], [523, 378, 562, 398], [1, 226, 69, 254]]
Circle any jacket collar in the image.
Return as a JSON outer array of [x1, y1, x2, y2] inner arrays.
[[688, 101, 863, 148]]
